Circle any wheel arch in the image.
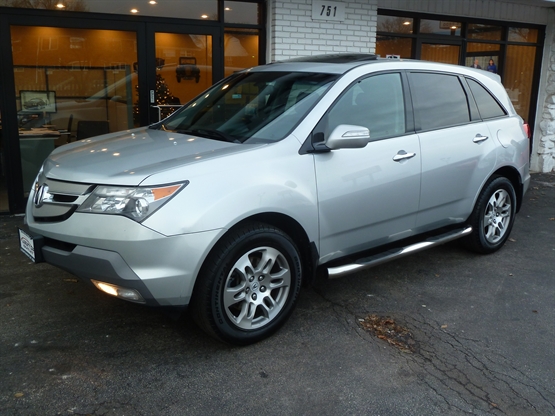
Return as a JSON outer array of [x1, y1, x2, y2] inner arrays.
[[235, 213, 319, 287], [491, 166, 524, 213], [198, 212, 318, 289]]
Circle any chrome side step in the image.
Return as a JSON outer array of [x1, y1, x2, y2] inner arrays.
[[327, 226, 473, 279]]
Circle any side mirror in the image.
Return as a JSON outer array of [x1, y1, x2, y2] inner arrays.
[[326, 124, 371, 150]]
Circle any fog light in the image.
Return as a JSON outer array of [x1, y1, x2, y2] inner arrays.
[[91, 280, 145, 303]]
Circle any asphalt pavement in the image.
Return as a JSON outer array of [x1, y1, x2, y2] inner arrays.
[[1, 172, 554, 416]]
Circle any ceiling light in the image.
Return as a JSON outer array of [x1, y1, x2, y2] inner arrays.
[[56, 1, 65, 8], [131, 8, 139, 13], [149, 0, 157, 4], [201, 14, 209, 19], [403, 21, 410, 25]]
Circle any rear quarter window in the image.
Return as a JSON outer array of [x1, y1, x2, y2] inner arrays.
[[409, 72, 470, 131], [466, 78, 507, 119]]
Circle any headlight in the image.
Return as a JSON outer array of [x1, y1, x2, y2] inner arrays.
[[77, 181, 188, 222]]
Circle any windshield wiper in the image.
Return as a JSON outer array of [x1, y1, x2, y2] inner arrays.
[[182, 128, 241, 144]]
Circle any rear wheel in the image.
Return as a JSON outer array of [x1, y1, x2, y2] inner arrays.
[[463, 176, 516, 254], [191, 222, 302, 345]]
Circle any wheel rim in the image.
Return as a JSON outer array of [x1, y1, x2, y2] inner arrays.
[[223, 246, 291, 330], [483, 189, 512, 244]]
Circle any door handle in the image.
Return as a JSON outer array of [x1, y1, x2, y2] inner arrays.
[[393, 150, 416, 162], [473, 134, 489, 143]]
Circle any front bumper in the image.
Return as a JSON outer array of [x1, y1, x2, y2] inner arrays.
[[26, 213, 223, 307]]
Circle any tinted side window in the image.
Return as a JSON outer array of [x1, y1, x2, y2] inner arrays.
[[327, 73, 405, 140], [467, 78, 507, 119], [410, 72, 470, 131]]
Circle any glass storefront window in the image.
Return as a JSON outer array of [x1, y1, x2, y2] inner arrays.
[[421, 43, 460, 65], [224, 1, 259, 24], [420, 19, 461, 36], [224, 29, 259, 77], [11, 25, 138, 194], [377, 15, 414, 34], [505, 45, 537, 121], [508, 27, 538, 43], [0, 0, 218, 20], [376, 36, 413, 59], [154, 32, 213, 120], [466, 43, 501, 73], [467, 24, 502, 41]]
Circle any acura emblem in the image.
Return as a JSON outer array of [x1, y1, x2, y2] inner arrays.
[[34, 184, 51, 208]]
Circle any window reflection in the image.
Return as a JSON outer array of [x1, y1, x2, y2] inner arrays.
[[224, 1, 259, 24], [377, 16, 414, 34], [420, 19, 461, 36], [508, 27, 538, 43], [11, 25, 138, 193], [467, 24, 502, 41], [224, 30, 259, 77]]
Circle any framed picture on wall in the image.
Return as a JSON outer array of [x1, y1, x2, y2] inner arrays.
[[19, 90, 57, 113]]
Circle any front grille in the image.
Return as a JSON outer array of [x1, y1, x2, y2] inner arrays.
[[32, 175, 95, 223]]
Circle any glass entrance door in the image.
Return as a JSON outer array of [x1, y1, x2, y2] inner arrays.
[[150, 27, 218, 123]]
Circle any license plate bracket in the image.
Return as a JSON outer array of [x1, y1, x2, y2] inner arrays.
[[18, 226, 45, 263]]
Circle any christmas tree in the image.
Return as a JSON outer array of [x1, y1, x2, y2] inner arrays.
[[133, 65, 180, 125]]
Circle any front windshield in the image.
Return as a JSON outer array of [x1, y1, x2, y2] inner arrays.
[[158, 71, 338, 143]]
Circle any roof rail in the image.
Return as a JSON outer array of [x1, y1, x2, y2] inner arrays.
[[277, 54, 378, 64]]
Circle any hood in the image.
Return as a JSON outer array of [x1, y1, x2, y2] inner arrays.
[[43, 127, 258, 186]]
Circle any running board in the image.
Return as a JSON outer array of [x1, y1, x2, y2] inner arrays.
[[327, 226, 473, 279]]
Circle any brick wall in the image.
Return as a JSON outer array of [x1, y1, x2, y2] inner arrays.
[[268, 0, 378, 62]]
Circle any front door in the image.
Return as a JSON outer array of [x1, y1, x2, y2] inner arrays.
[[313, 72, 421, 262]]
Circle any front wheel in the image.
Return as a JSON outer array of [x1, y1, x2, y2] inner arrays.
[[191, 222, 302, 345], [463, 176, 517, 254]]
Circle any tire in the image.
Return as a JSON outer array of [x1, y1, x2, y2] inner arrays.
[[463, 176, 517, 254], [191, 222, 302, 345]]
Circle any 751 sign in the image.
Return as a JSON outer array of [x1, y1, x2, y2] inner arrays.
[[311, 1, 346, 22]]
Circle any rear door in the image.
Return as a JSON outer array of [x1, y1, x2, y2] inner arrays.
[[409, 71, 498, 230]]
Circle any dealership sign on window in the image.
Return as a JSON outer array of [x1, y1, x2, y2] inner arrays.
[[312, 1, 346, 22]]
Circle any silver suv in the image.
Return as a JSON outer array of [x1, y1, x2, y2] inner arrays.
[[20, 54, 530, 345]]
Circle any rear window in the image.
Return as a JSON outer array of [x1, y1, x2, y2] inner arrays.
[[409, 72, 470, 131], [466, 78, 507, 120]]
